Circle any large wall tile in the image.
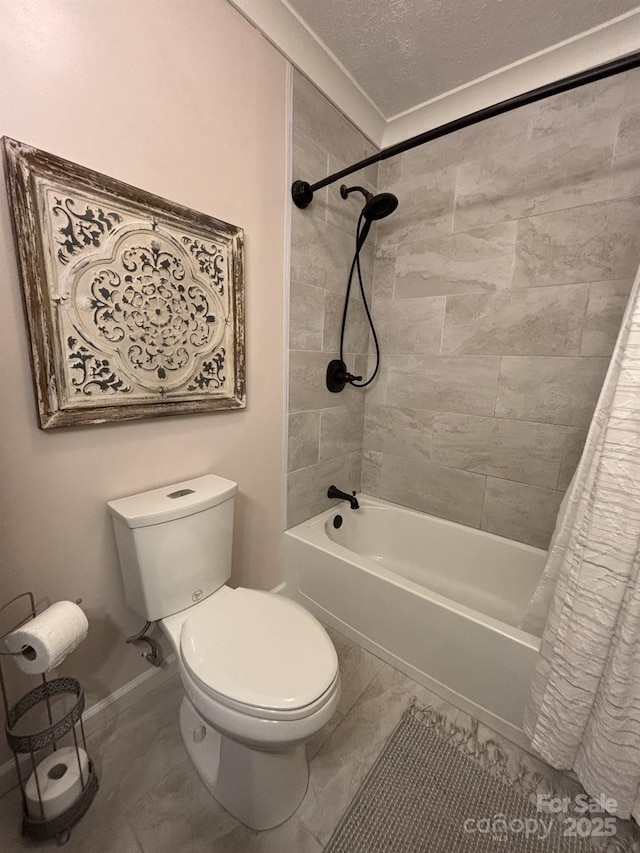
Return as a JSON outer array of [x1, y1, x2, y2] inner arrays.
[[431, 413, 565, 488], [289, 351, 352, 412], [288, 411, 320, 472], [372, 296, 445, 355], [380, 455, 486, 527], [292, 71, 366, 166], [495, 356, 610, 427], [319, 405, 365, 461], [363, 404, 433, 460], [394, 222, 517, 299], [292, 127, 328, 222], [386, 355, 500, 415], [291, 212, 358, 293], [454, 120, 615, 230], [557, 427, 588, 491], [581, 279, 633, 356], [323, 290, 371, 355], [614, 109, 640, 167], [361, 450, 383, 496], [372, 251, 396, 302], [401, 107, 533, 176], [376, 167, 455, 250], [481, 478, 564, 549], [609, 109, 640, 199], [529, 77, 624, 141], [441, 285, 589, 356], [513, 198, 640, 288], [290, 280, 324, 351], [287, 452, 362, 528]]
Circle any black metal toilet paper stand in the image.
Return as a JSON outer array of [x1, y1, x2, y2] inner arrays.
[[0, 592, 98, 845]]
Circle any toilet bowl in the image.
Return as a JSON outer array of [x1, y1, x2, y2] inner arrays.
[[107, 474, 340, 831], [161, 586, 340, 828]]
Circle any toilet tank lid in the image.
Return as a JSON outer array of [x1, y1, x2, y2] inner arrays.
[[107, 474, 237, 528]]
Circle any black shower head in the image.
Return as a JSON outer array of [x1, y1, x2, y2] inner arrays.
[[340, 184, 398, 221]]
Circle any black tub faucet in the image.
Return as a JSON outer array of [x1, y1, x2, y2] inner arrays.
[[327, 485, 359, 510]]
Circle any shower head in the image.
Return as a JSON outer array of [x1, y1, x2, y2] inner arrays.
[[340, 184, 399, 221]]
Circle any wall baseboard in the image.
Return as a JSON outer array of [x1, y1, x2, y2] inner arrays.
[[0, 655, 177, 799]]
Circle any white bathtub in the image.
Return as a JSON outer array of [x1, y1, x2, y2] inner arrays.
[[283, 494, 546, 749]]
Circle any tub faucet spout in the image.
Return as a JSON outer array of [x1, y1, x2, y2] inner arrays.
[[327, 485, 359, 510]]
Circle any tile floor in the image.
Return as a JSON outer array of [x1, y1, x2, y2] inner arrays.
[[1, 627, 638, 852]]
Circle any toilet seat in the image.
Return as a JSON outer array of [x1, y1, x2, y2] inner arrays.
[[179, 588, 339, 720]]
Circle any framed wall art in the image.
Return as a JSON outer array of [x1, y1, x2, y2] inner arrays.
[[2, 137, 245, 429]]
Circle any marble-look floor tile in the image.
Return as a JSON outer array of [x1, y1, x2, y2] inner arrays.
[[126, 757, 244, 853], [297, 662, 458, 846], [325, 626, 385, 718], [442, 284, 589, 356]]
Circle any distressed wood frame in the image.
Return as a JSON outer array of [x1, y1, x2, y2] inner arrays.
[[2, 137, 245, 429]]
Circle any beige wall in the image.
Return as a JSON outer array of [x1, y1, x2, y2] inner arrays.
[[0, 0, 287, 756]]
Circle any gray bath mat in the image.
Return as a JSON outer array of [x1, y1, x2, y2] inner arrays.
[[326, 705, 596, 853]]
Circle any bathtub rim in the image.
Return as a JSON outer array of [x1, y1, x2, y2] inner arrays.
[[286, 492, 544, 649]]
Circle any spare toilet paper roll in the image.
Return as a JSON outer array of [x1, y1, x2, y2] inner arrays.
[[25, 746, 89, 821], [4, 601, 89, 675]]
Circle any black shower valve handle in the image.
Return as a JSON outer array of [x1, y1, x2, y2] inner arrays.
[[326, 359, 361, 392]]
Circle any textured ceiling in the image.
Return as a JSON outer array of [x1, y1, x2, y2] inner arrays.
[[287, 0, 640, 118]]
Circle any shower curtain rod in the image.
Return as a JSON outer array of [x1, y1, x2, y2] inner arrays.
[[291, 50, 640, 209]]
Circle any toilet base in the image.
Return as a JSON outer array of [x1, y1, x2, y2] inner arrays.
[[179, 697, 309, 830]]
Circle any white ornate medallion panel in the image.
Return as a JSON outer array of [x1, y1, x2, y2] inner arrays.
[[3, 138, 245, 428]]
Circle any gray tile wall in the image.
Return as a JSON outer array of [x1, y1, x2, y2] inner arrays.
[[363, 70, 640, 548], [287, 72, 377, 526], [288, 69, 640, 547]]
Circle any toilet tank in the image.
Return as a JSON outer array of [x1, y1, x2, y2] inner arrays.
[[107, 475, 237, 621]]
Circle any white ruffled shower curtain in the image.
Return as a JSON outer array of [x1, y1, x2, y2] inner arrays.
[[522, 262, 640, 821]]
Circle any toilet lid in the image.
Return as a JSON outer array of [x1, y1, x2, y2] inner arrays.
[[180, 589, 338, 712]]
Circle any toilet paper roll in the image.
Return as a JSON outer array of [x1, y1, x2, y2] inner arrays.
[[4, 601, 89, 675], [25, 746, 89, 821]]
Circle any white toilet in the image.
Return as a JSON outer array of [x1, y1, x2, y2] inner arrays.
[[107, 474, 340, 830]]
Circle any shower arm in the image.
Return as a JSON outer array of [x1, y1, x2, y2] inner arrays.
[[291, 50, 640, 210]]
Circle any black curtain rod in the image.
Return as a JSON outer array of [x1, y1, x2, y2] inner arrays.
[[291, 50, 640, 209]]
